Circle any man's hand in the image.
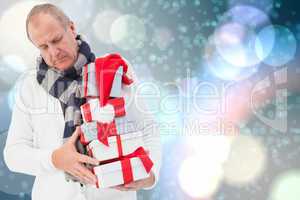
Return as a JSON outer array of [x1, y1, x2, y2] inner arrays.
[[51, 127, 99, 185], [113, 171, 155, 191]]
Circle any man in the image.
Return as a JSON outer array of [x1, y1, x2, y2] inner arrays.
[[3, 3, 161, 200]]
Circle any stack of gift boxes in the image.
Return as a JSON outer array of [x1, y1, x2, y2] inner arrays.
[[78, 54, 153, 188]]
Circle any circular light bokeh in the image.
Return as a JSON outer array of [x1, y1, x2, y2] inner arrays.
[[0, 1, 41, 69], [228, 0, 274, 14], [92, 10, 121, 44], [270, 170, 300, 200], [257, 25, 297, 67], [110, 14, 146, 50], [214, 23, 269, 67], [59, 0, 95, 32], [178, 156, 223, 198], [214, 5, 274, 68], [223, 135, 267, 186], [208, 54, 258, 81], [204, 42, 258, 81], [228, 5, 271, 27]]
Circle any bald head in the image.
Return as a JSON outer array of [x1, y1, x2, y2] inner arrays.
[[26, 3, 79, 71], [26, 3, 71, 41]]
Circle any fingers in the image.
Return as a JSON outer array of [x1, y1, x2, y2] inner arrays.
[[74, 163, 97, 185], [77, 153, 99, 165], [69, 169, 91, 184], [113, 175, 154, 191], [112, 185, 131, 191], [112, 181, 141, 191], [124, 181, 140, 188]]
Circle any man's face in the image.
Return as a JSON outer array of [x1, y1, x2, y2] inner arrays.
[[28, 13, 78, 70]]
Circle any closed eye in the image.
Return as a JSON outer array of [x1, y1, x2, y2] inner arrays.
[[39, 45, 48, 50], [53, 36, 63, 44]]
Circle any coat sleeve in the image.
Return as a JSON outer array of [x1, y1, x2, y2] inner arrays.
[[3, 75, 59, 176]]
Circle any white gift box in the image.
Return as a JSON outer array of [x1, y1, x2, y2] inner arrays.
[[81, 98, 115, 123], [92, 156, 150, 188], [80, 98, 126, 123], [79, 117, 147, 145], [87, 131, 145, 162]]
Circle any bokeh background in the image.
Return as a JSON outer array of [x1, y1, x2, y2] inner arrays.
[[1, 0, 300, 199]]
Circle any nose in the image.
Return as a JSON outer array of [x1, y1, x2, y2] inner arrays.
[[48, 44, 60, 59]]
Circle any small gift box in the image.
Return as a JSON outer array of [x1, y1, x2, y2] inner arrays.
[[79, 115, 150, 146], [82, 54, 134, 101], [87, 131, 145, 162], [80, 98, 125, 123], [92, 147, 153, 188]]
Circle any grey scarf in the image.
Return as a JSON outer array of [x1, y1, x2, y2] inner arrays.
[[36, 35, 95, 138]]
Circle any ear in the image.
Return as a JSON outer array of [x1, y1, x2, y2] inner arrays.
[[68, 21, 77, 38]]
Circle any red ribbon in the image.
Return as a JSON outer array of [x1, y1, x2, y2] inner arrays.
[[83, 64, 88, 97], [81, 103, 92, 122], [96, 121, 117, 146], [121, 158, 133, 184], [120, 147, 153, 184], [107, 97, 126, 117], [116, 135, 123, 158], [79, 121, 120, 146], [79, 128, 88, 145], [122, 74, 133, 85], [83, 65, 88, 97]]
